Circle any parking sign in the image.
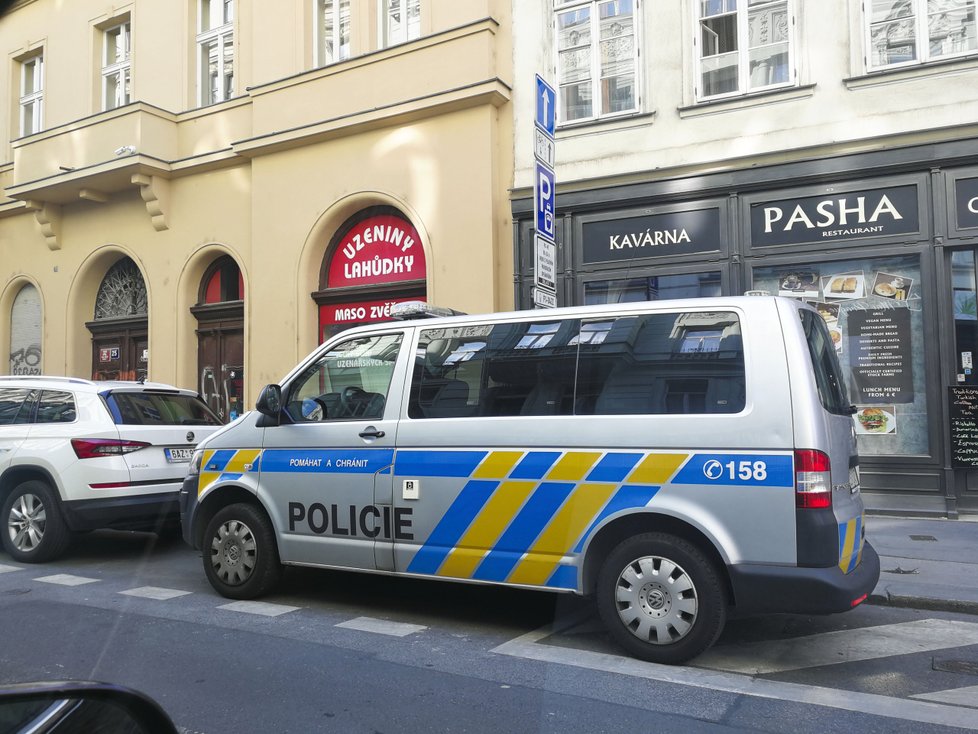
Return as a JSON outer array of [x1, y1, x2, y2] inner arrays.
[[534, 162, 556, 241]]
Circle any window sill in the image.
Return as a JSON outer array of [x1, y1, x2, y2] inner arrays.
[[556, 111, 656, 139], [845, 55, 978, 89], [678, 84, 816, 118]]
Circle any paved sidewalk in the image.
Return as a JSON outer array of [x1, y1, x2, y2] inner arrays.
[[866, 515, 978, 614]]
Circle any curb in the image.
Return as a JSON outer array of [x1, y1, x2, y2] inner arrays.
[[866, 591, 978, 616]]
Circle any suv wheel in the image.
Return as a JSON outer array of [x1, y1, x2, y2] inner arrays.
[[203, 503, 282, 599], [1, 480, 71, 563]]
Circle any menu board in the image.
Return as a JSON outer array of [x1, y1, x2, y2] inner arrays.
[[950, 386, 978, 468], [848, 308, 914, 404]]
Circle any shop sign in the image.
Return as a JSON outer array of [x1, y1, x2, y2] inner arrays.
[[99, 347, 120, 363], [319, 297, 427, 327], [751, 185, 920, 247], [847, 308, 914, 405], [582, 208, 722, 265], [327, 215, 426, 288], [955, 177, 978, 230]]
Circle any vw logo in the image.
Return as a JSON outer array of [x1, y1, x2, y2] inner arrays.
[[186, 431, 195, 443], [703, 460, 723, 480]]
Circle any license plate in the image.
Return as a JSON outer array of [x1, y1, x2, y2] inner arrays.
[[165, 447, 195, 463]]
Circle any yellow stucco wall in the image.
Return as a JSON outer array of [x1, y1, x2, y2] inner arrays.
[[0, 0, 514, 409]]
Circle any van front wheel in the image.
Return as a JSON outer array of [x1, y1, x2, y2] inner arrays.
[[597, 533, 726, 665], [203, 503, 282, 599]]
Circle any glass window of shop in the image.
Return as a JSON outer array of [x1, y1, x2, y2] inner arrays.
[[583, 272, 721, 304], [753, 252, 927, 457]]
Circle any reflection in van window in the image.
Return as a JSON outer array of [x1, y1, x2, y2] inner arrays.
[[410, 311, 745, 418], [575, 311, 745, 416], [288, 333, 403, 421], [801, 310, 851, 416], [410, 320, 579, 418]]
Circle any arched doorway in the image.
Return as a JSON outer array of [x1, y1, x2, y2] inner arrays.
[[9, 284, 41, 375], [87, 257, 148, 381], [314, 206, 427, 343], [191, 255, 244, 420]]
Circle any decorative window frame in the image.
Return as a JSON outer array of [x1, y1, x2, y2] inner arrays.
[[864, 0, 978, 72], [102, 20, 131, 111], [692, 0, 796, 103], [554, 0, 642, 126], [196, 0, 235, 106]]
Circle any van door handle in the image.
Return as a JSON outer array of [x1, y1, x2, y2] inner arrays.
[[359, 428, 385, 439]]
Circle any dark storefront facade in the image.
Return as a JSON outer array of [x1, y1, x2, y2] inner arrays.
[[512, 141, 978, 518]]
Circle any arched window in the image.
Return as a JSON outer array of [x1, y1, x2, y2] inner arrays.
[[314, 206, 427, 342], [9, 284, 41, 375], [88, 256, 148, 381]]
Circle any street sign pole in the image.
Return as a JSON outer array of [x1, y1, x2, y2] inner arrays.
[[533, 74, 557, 309]]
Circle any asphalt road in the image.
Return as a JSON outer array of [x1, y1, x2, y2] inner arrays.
[[1, 530, 977, 734]]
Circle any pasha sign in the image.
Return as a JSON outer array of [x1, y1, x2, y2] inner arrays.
[[327, 214, 426, 288], [751, 185, 920, 247]]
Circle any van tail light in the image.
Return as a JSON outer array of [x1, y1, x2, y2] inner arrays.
[[795, 449, 832, 509], [71, 438, 151, 459]]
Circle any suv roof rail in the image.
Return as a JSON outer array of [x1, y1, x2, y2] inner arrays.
[[0, 375, 95, 386]]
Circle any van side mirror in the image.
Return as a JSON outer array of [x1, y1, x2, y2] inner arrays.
[[256, 384, 282, 421]]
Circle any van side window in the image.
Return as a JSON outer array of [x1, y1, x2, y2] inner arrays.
[[576, 311, 746, 415], [410, 320, 579, 418], [286, 333, 403, 421]]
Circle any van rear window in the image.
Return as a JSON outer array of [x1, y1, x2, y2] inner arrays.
[[800, 310, 851, 416], [409, 311, 746, 418]]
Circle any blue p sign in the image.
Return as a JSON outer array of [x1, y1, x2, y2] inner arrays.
[[535, 163, 555, 241]]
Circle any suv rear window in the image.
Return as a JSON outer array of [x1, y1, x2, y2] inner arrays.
[[801, 310, 851, 415], [105, 392, 222, 426]]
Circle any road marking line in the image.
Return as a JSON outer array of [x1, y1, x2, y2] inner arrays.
[[0, 564, 22, 574], [35, 574, 98, 586], [335, 616, 427, 637], [911, 685, 978, 708], [491, 621, 978, 731], [119, 586, 191, 601], [694, 619, 978, 674], [218, 600, 300, 617]]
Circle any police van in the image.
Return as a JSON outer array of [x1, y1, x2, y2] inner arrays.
[[180, 296, 879, 664]]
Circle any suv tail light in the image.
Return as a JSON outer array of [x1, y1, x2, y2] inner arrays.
[[71, 438, 151, 459], [795, 449, 832, 509]]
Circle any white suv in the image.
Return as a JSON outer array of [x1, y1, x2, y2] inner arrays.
[[0, 376, 223, 562]]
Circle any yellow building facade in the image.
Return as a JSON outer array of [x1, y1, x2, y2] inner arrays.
[[0, 0, 513, 418]]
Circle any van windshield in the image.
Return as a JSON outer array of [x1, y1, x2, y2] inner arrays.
[[800, 309, 851, 416]]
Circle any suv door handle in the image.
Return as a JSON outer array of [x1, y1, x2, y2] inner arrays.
[[359, 428, 385, 439]]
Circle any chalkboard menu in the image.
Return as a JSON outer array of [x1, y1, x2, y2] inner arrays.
[[848, 308, 914, 404], [950, 386, 978, 468]]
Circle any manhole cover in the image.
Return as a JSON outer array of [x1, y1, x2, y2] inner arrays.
[[2, 588, 31, 596], [909, 535, 938, 542], [932, 657, 978, 676]]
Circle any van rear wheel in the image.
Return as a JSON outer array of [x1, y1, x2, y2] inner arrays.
[[597, 533, 726, 665], [203, 503, 282, 599]]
